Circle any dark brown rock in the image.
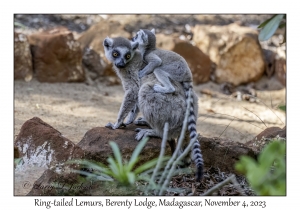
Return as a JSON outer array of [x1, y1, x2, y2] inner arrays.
[[14, 117, 84, 170], [173, 41, 212, 84], [245, 126, 286, 153], [156, 34, 212, 84], [200, 136, 257, 173], [14, 32, 33, 81], [27, 168, 97, 196], [77, 124, 172, 166], [78, 124, 257, 174], [192, 23, 265, 86], [27, 167, 138, 196], [275, 58, 286, 86], [28, 27, 85, 82]]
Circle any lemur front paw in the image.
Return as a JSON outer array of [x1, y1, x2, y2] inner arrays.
[[105, 122, 126, 130]]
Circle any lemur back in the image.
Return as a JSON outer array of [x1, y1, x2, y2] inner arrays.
[[132, 29, 203, 181]]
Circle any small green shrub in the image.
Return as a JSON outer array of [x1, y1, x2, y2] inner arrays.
[[235, 140, 286, 195], [258, 14, 286, 43], [71, 137, 168, 186]]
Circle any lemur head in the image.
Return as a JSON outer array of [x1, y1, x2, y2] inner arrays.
[[103, 37, 139, 68], [131, 29, 156, 49]]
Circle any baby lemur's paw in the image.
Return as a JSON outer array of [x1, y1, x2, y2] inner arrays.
[[153, 84, 175, 94], [153, 84, 164, 93], [138, 70, 146, 79]]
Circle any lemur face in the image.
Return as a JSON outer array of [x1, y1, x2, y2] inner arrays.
[[103, 37, 138, 68]]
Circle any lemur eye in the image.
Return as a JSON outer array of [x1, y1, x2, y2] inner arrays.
[[126, 54, 131, 59], [113, 52, 118, 57]]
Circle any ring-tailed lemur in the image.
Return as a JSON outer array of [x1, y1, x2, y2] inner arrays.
[[103, 36, 203, 181], [131, 29, 203, 181]]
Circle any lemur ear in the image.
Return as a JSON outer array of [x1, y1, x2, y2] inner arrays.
[[131, 41, 139, 50], [141, 31, 147, 42], [103, 37, 113, 48], [151, 28, 155, 34]]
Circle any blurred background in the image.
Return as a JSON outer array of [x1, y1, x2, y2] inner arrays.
[[14, 14, 286, 144]]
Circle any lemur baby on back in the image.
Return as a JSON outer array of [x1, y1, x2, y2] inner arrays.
[[131, 29, 194, 95]]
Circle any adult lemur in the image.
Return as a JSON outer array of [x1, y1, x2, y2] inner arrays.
[[103, 36, 203, 181], [131, 29, 203, 180]]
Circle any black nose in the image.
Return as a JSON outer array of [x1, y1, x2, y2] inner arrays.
[[116, 63, 125, 68]]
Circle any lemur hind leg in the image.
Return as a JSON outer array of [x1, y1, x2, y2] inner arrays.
[[124, 103, 139, 125], [134, 117, 150, 126], [168, 138, 176, 154], [153, 69, 175, 94]]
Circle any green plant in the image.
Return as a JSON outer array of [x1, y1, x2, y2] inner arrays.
[[235, 140, 286, 195], [71, 137, 168, 186], [258, 14, 286, 43], [278, 104, 286, 112]]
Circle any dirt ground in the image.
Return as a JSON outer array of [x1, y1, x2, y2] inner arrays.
[[14, 76, 286, 144]]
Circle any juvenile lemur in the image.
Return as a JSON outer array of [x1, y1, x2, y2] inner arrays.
[[103, 36, 203, 181], [131, 29, 203, 180]]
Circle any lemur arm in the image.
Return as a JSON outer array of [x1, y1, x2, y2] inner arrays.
[[106, 90, 138, 129], [138, 53, 162, 79], [124, 102, 140, 125]]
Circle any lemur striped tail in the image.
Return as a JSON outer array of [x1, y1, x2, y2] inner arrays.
[[183, 82, 204, 181]]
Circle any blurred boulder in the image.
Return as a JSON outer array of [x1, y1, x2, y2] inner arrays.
[[156, 33, 213, 84], [82, 47, 105, 79], [245, 126, 286, 153], [82, 47, 106, 85], [77, 20, 131, 78], [28, 27, 85, 82], [14, 32, 33, 82], [192, 23, 265, 86], [275, 58, 286, 86]]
